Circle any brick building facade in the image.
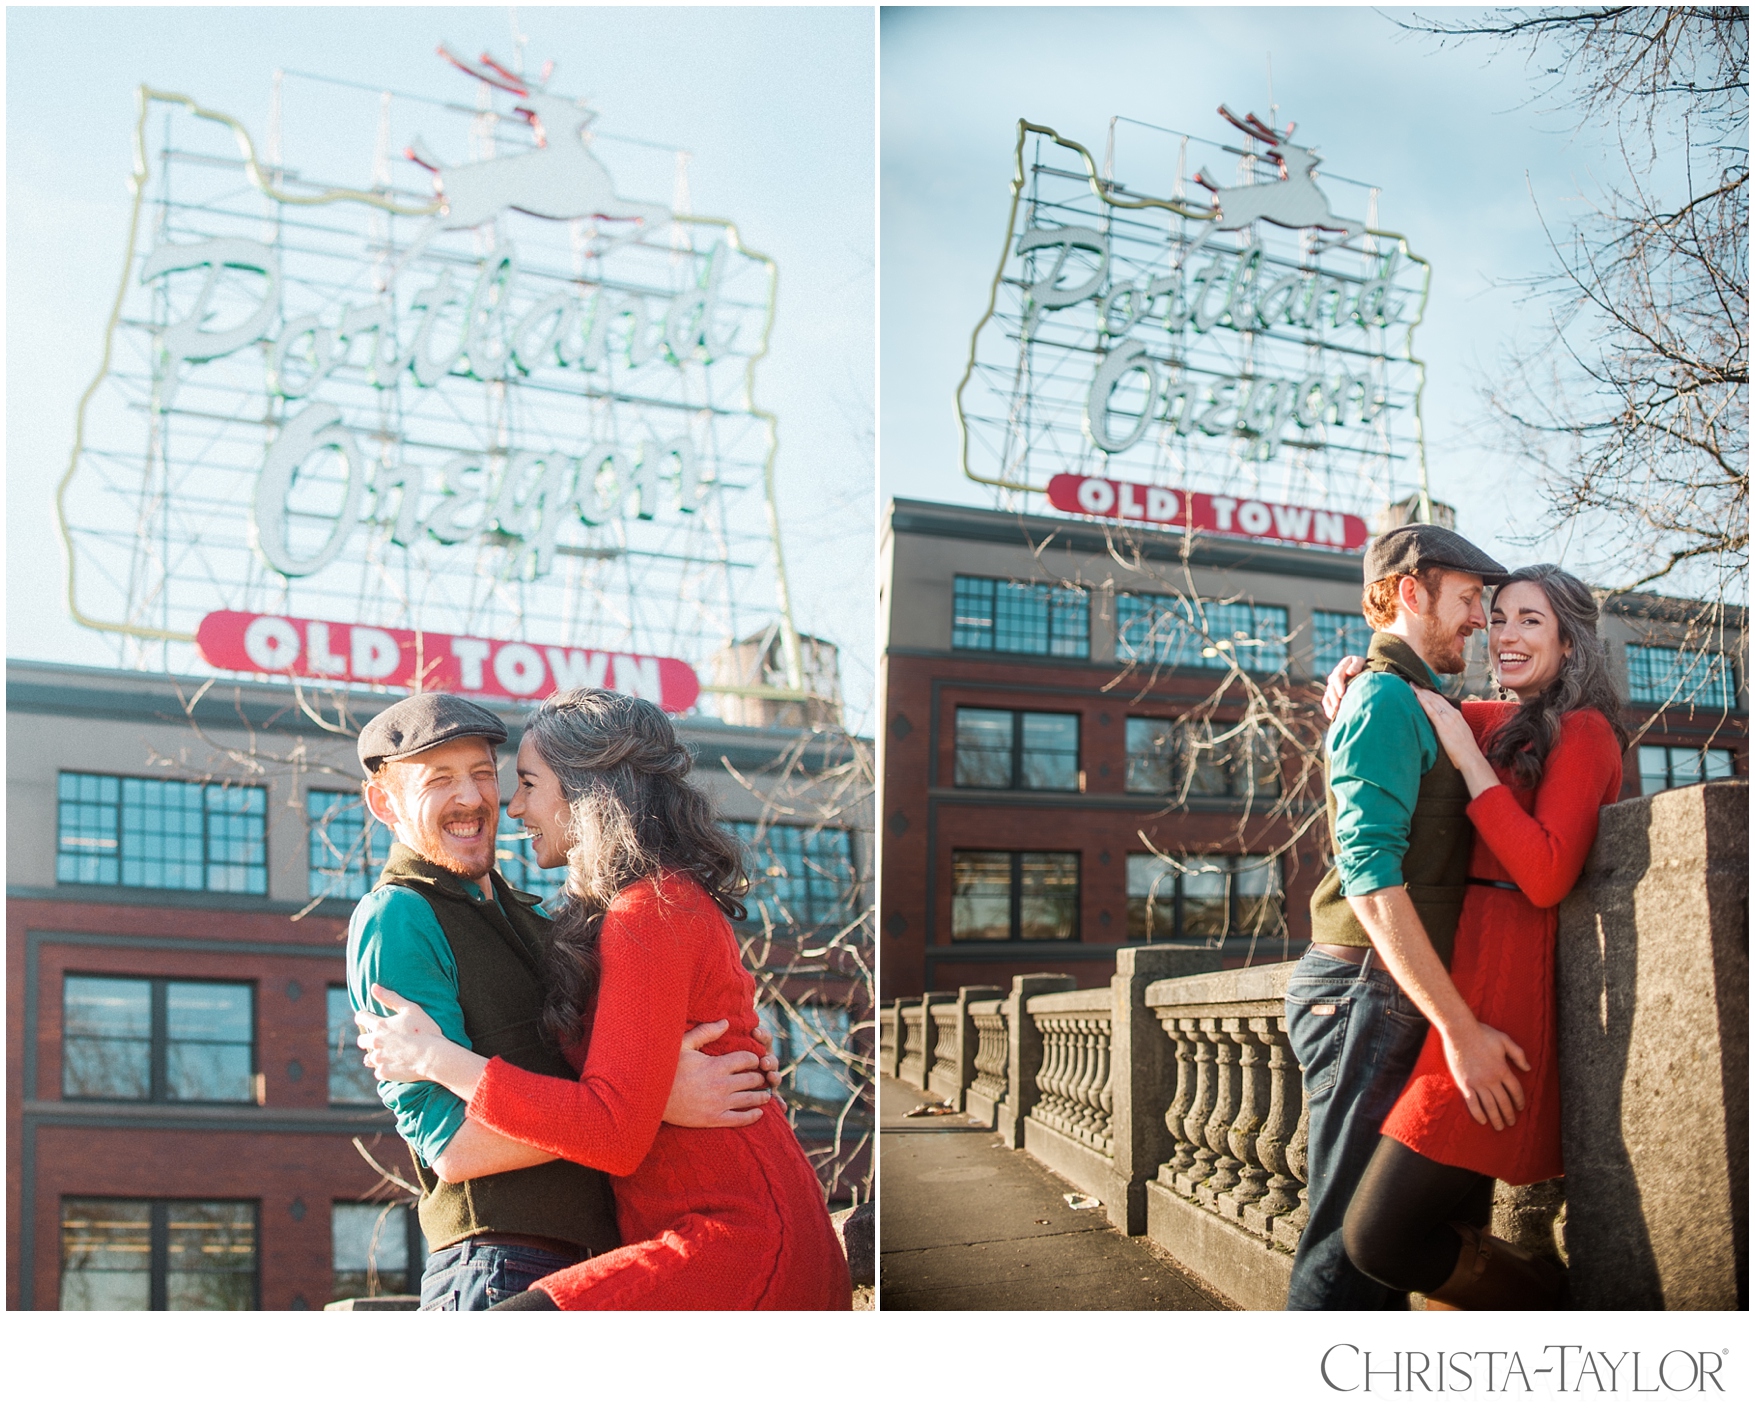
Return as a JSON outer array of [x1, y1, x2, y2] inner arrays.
[[877, 498, 1746, 1001], [7, 660, 870, 1309]]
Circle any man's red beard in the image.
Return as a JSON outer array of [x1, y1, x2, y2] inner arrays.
[[413, 811, 495, 877], [1417, 612, 1468, 675]]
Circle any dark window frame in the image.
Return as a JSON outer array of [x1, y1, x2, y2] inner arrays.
[[949, 849, 1081, 943], [62, 973, 257, 1106], [325, 984, 380, 1107], [1311, 609, 1374, 679], [953, 707, 1081, 792], [1115, 593, 1290, 675], [731, 821, 860, 930], [56, 771, 268, 895], [330, 1200, 425, 1302], [59, 1197, 259, 1311], [951, 574, 1091, 659], [1124, 853, 1286, 942], [306, 788, 393, 902], [1123, 717, 1280, 800], [1625, 644, 1739, 710], [1637, 743, 1737, 795]]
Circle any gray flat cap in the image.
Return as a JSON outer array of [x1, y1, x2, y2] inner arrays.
[[358, 693, 508, 774], [1364, 523, 1509, 586]]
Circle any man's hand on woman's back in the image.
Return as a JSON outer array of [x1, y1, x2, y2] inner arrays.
[[663, 1019, 781, 1128]]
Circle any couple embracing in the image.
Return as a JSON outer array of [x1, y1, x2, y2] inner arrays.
[[1289, 524, 1627, 1311], [345, 687, 851, 1310]]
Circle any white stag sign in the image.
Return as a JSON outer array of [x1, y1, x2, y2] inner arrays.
[[59, 51, 782, 672], [958, 106, 1432, 530]]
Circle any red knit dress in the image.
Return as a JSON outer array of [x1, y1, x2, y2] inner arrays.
[[1381, 704, 1623, 1185], [465, 874, 852, 1309]]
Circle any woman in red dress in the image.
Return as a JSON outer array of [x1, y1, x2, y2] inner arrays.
[[358, 688, 852, 1310], [1325, 565, 1626, 1309]]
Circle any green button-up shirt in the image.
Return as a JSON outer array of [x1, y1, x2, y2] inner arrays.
[[346, 880, 547, 1166], [1326, 653, 1442, 897]]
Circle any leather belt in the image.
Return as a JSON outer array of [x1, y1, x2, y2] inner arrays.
[[476, 1233, 594, 1260], [1467, 877, 1522, 892], [1308, 942, 1375, 968]]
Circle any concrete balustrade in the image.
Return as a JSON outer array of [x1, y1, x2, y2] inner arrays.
[[884, 777, 1747, 1310]]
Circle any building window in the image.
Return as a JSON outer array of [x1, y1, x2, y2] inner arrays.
[[952, 575, 1090, 658], [307, 788, 393, 901], [1625, 645, 1738, 709], [495, 806, 569, 896], [1312, 610, 1373, 678], [759, 1003, 856, 1105], [1124, 718, 1280, 799], [1637, 745, 1736, 796], [731, 822, 859, 928], [56, 773, 267, 894], [60, 1198, 257, 1310], [1116, 594, 1289, 674], [331, 1201, 425, 1302], [62, 975, 255, 1104], [953, 708, 1080, 791], [950, 850, 1079, 941], [1126, 854, 1284, 940], [1125, 718, 1178, 794], [327, 985, 380, 1106]]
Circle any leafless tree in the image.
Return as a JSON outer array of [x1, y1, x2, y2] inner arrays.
[[1019, 524, 1338, 971], [1400, 8, 1748, 612]]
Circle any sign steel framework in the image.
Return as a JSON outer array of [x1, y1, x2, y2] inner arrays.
[[57, 54, 806, 700], [958, 112, 1434, 538]]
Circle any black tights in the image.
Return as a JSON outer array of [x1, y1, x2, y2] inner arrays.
[[1342, 1137, 1495, 1294]]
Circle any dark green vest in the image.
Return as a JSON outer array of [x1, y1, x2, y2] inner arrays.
[[375, 845, 619, 1255], [1308, 633, 1473, 966]]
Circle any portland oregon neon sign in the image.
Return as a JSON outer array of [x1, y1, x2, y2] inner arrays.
[[958, 107, 1432, 551], [57, 48, 795, 710]]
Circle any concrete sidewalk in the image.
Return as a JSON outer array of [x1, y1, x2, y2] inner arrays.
[[879, 1075, 1227, 1310]]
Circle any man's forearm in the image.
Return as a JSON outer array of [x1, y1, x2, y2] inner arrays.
[[430, 1117, 555, 1184], [1348, 886, 1473, 1039]]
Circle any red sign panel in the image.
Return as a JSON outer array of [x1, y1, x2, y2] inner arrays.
[[195, 611, 699, 713], [1046, 473, 1369, 552]]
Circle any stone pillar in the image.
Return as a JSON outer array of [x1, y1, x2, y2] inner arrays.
[[884, 997, 908, 1079], [995, 973, 1075, 1149], [951, 985, 1004, 1111], [1105, 946, 1185, 1234], [1557, 779, 1747, 1310], [908, 991, 953, 1091]]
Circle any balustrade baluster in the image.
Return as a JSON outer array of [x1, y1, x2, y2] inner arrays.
[[1273, 1089, 1311, 1252], [1200, 1019, 1242, 1208], [1160, 1019, 1196, 1178], [1219, 1019, 1270, 1223], [1034, 1018, 1066, 1126], [972, 1014, 1009, 1101], [1244, 1017, 1301, 1238], [1178, 1021, 1218, 1195], [1071, 1020, 1101, 1141], [1095, 1026, 1115, 1153]]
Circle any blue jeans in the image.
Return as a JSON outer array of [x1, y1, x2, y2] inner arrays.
[[419, 1238, 576, 1311], [1284, 948, 1429, 1310]]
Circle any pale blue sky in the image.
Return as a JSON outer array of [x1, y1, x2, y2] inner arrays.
[[881, 5, 1669, 583], [6, 5, 876, 724]]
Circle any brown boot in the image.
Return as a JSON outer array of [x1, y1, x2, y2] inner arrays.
[[1423, 1221, 1566, 1310]]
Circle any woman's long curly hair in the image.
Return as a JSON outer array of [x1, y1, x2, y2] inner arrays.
[[1483, 564, 1629, 787], [524, 689, 748, 1048]]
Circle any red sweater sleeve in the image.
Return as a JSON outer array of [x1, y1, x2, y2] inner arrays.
[[1465, 710, 1624, 909], [465, 885, 697, 1177]]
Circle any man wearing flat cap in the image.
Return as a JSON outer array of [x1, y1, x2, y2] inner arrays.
[[1285, 524, 1530, 1310], [346, 693, 774, 1310]]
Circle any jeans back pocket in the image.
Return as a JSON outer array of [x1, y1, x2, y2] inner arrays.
[[1285, 991, 1353, 1098]]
